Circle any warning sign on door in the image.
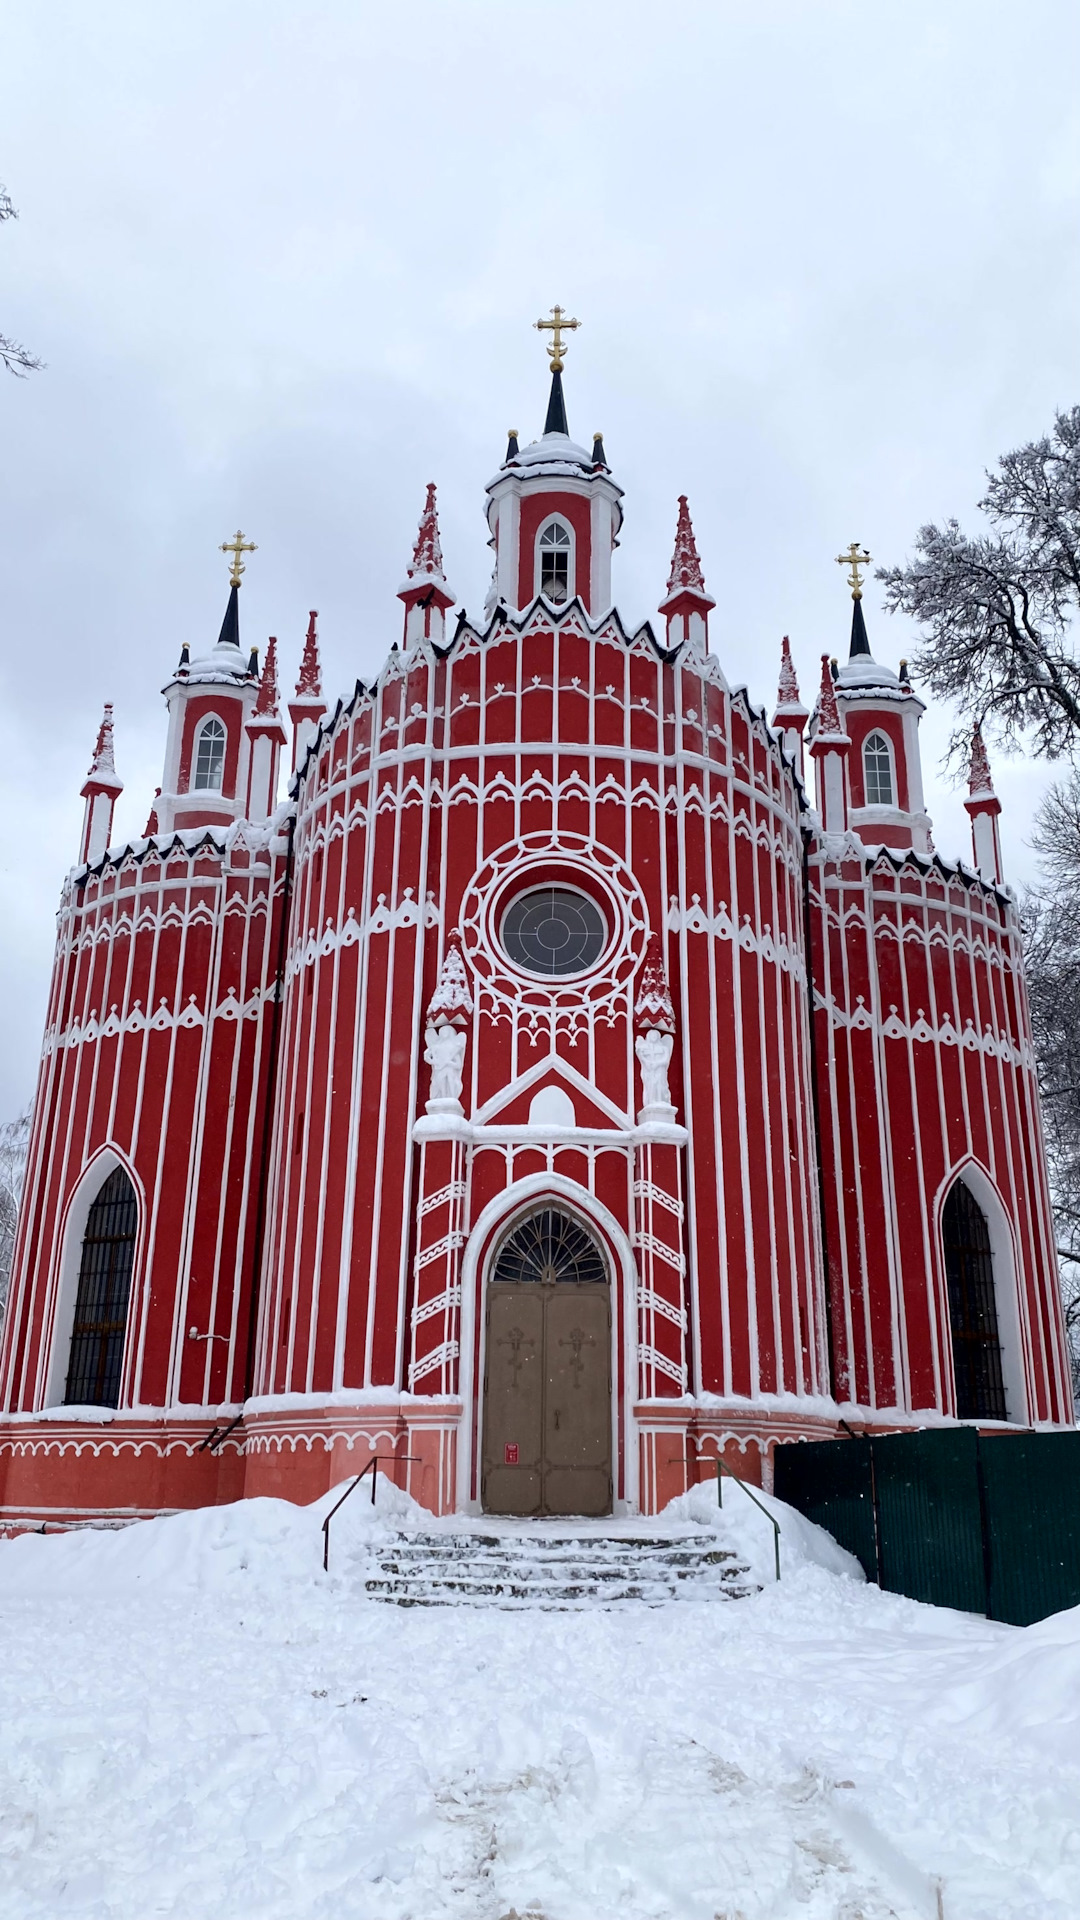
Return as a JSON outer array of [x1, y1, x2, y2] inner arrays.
[[504, 1442, 519, 1465]]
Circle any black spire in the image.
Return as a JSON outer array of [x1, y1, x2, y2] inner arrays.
[[849, 595, 871, 658], [216, 580, 240, 651], [505, 428, 520, 461], [592, 431, 607, 467], [543, 367, 568, 436]]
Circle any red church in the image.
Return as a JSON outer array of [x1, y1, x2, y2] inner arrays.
[[0, 315, 1072, 1529]]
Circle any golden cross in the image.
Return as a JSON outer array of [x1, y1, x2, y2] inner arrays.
[[835, 541, 872, 600], [534, 304, 581, 372], [220, 529, 257, 586]]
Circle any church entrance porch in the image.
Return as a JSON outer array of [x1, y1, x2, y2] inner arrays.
[[480, 1207, 613, 1518]]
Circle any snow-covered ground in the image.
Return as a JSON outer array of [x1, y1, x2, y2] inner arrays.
[[2, 1479, 1079, 1920]]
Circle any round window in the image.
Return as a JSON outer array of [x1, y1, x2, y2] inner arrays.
[[501, 886, 607, 977]]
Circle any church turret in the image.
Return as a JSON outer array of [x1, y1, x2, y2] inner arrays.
[[809, 652, 851, 834], [772, 636, 809, 776], [289, 611, 327, 771], [658, 496, 715, 657], [485, 306, 624, 616], [245, 635, 288, 822], [156, 534, 261, 836], [398, 483, 455, 649], [829, 542, 932, 854], [964, 723, 1003, 883], [79, 703, 123, 865]]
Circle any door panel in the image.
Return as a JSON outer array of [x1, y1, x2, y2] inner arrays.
[[482, 1289, 544, 1515], [481, 1279, 612, 1517]]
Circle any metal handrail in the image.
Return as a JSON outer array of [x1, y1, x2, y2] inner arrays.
[[715, 1457, 781, 1581], [667, 1451, 781, 1581], [321, 1455, 420, 1572]]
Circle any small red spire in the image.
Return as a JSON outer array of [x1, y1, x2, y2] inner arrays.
[[968, 723, 995, 797], [85, 703, 120, 786], [426, 931, 473, 1028], [407, 482, 446, 583], [777, 636, 801, 707], [665, 496, 706, 596], [816, 653, 844, 736], [634, 933, 676, 1034], [253, 636, 281, 718], [295, 612, 322, 698]]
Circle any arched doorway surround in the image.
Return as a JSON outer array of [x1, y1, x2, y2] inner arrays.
[[481, 1204, 612, 1517], [457, 1173, 637, 1514], [937, 1162, 1028, 1424], [64, 1167, 138, 1407]]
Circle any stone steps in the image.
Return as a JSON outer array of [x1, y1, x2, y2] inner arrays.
[[362, 1528, 755, 1609]]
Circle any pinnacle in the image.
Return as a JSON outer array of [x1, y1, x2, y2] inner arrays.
[[295, 611, 322, 699], [968, 722, 995, 797], [665, 495, 707, 596], [84, 703, 122, 789], [816, 652, 845, 735], [253, 635, 281, 718], [408, 482, 446, 583], [776, 636, 802, 708], [634, 933, 676, 1033]]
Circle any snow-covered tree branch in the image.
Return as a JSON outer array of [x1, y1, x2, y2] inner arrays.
[[1, 182, 43, 378], [879, 407, 1080, 766], [0, 1108, 31, 1326]]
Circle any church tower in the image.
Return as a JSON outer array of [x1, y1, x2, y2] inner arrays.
[[825, 542, 931, 853], [485, 308, 624, 615], [155, 532, 261, 834]]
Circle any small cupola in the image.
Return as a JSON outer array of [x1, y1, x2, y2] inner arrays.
[[485, 308, 624, 616], [156, 534, 262, 834]]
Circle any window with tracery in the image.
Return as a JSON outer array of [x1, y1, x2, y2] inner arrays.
[[863, 730, 894, 807], [64, 1168, 137, 1408], [538, 521, 572, 603], [501, 886, 607, 976], [492, 1208, 608, 1287], [193, 716, 226, 791]]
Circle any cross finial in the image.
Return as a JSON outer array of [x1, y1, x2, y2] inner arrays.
[[220, 529, 257, 586], [835, 541, 872, 600], [534, 304, 581, 372]]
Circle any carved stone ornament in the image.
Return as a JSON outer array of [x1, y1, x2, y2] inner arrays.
[[424, 1022, 467, 1111]]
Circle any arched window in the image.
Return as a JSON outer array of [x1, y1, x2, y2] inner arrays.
[[942, 1179, 1007, 1420], [64, 1167, 137, 1407], [863, 730, 894, 806], [492, 1206, 608, 1286], [193, 716, 226, 791], [538, 521, 572, 604]]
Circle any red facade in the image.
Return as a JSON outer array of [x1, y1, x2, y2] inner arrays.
[[1, 383, 1072, 1529]]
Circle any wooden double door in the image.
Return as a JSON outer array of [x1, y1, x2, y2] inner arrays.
[[481, 1208, 613, 1517]]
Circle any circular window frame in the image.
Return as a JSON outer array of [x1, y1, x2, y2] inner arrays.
[[498, 882, 610, 982]]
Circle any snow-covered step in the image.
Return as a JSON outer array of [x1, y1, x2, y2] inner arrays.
[[362, 1528, 755, 1609]]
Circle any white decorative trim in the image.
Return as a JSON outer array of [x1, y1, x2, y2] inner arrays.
[[284, 890, 441, 982], [409, 1340, 460, 1386], [665, 894, 807, 985], [815, 990, 1034, 1069]]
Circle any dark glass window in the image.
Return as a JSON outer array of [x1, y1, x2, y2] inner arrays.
[[493, 1208, 607, 1286], [538, 522, 571, 603], [194, 717, 226, 791], [942, 1180, 1007, 1420], [501, 886, 606, 976], [64, 1168, 137, 1408], [863, 730, 894, 806]]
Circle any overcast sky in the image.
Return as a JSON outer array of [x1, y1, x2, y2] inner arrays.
[[1, 0, 1078, 1118]]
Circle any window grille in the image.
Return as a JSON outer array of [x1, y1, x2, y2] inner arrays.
[[64, 1168, 137, 1408], [193, 717, 226, 791], [863, 731, 894, 806], [538, 522, 572, 603], [501, 886, 606, 976], [942, 1180, 1007, 1420], [492, 1208, 608, 1287]]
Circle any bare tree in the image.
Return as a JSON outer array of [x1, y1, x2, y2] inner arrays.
[[0, 1108, 31, 1328], [879, 407, 1080, 767], [1, 182, 43, 377], [1022, 784, 1080, 1406]]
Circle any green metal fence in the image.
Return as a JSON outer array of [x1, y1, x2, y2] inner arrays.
[[773, 1427, 1080, 1625]]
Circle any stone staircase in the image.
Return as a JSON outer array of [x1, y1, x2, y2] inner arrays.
[[362, 1526, 755, 1609]]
